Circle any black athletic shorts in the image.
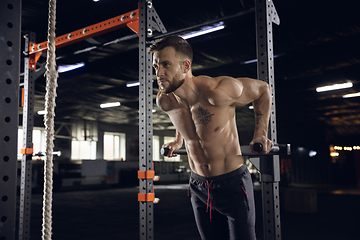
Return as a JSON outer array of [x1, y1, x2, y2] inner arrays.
[[189, 164, 256, 240]]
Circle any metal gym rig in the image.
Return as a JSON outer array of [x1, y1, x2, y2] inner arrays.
[[0, 0, 282, 239]]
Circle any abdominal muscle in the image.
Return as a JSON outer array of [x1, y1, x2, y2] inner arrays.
[[165, 90, 245, 177], [184, 134, 244, 177]]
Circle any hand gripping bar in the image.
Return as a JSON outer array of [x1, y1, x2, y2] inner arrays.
[[161, 143, 291, 157]]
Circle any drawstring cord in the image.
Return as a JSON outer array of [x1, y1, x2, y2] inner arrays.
[[206, 180, 213, 221], [241, 186, 247, 196]]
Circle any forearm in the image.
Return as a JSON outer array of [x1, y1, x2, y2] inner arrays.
[[174, 129, 184, 148], [252, 83, 271, 138], [162, 129, 183, 157]]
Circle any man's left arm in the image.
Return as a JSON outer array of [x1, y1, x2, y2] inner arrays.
[[249, 79, 273, 154], [214, 77, 273, 154]]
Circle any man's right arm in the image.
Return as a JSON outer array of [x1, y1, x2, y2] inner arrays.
[[156, 92, 184, 157], [162, 129, 184, 157]]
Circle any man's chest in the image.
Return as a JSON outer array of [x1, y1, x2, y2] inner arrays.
[[169, 102, 232, 138], [190, 104, 217, 127]]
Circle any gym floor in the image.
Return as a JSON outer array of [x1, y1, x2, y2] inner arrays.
[[20, 184, 360, 240]]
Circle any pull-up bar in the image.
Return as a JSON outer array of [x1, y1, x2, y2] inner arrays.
[[161, 143, 291, 156], [27, 8, 139, 69]]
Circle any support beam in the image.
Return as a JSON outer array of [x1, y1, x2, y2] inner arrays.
[[18, 32, 36, 240], [0, 1, 21, 239], [255, 0, 281, 239], [28, 8, 140, 69], [138, 1, 166, 239], [138, 1, 154, 237]]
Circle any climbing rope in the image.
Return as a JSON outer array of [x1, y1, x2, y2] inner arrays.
[[42, 0, 58, 239]]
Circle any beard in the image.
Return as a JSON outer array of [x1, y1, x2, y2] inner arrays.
[[161, 78, 185, 94]]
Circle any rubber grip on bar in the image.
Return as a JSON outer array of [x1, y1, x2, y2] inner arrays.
[[253, 143, 263, 153]]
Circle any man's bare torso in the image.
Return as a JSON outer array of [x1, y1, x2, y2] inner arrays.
[[158, 76, 244, 177]]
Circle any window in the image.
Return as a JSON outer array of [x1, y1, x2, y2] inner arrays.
[[71, 141, 97, 160], [164, 136, 181, 161], [103, 132, 126, 160], [153, 135, 160, 161], [17, 127, 45, 159]]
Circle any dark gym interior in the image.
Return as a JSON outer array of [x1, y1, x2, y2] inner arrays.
[[1, 0, 360, 239]]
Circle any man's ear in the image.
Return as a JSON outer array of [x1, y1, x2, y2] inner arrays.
[[182, 60, 191, 73]]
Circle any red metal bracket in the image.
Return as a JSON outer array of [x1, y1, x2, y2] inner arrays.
[[28, 8, 139, 70]]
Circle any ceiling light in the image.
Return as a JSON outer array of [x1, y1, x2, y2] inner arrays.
[[137, 109, 157, 113], [309, 150, 317, 157], [343, 92, 360, 98], [240, 54, 283, 65], [100, 102, 121, 108], [37, 110, 46, 115], [126, 81, 140, 87], [248, 105, 254, 109], [180, 22, 225, 40], [330, 152, 339, 157], [316, 82, 353, 92], [57, 62, 85, 73], [126, 80, 154, 88]]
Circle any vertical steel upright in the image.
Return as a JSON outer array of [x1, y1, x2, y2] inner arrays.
[[139, 1, 155, 239], [255, 0, 281, 240], [18, 32, 36, 240], [138, 1, 166, 239], [0, 1, 21, 240]]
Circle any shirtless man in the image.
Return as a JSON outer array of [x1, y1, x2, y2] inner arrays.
[[150, 36, 273, 240]]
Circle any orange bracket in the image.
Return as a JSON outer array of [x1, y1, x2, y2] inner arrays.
[[138, 193, 155, 202], [138, 170, 155, 179], [28, 46, 42, 70], [28, 8, 139, 70], [21, 87, 24, 107], [138, 171, 160, 203], [21, 148, 34, 155]]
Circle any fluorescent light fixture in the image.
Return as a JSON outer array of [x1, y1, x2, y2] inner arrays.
[[316, 82, 353, 92], [126, 80, 154, 88], [57, 62, 85, 73], [126, 81, 140, 87], [37, 110, 46, 115], [138, 109, 157, 113], [343, 92, 360, 98], [330, 152, 339, 157], [100, 102, 121, 108], [180, 22, 225, 40], [240, 54, 283, 65], [309, 150, 317, 157], [242, 59, 258, 64]]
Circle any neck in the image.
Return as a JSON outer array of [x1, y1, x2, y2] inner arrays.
[[173, 73, 196, 101]]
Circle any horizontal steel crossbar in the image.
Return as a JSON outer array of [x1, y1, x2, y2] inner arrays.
[[28, 8, 139, 69]]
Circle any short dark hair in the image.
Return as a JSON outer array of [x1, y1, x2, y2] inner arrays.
[[149, 35, 193, 63]]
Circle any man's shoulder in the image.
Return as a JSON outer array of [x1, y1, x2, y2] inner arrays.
[[156, 92, 180, 112], [194, 75, 229, 89], [194, 75, 242, 90]]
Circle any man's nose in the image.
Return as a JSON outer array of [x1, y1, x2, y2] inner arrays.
[[156, 67, 164, 78]]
